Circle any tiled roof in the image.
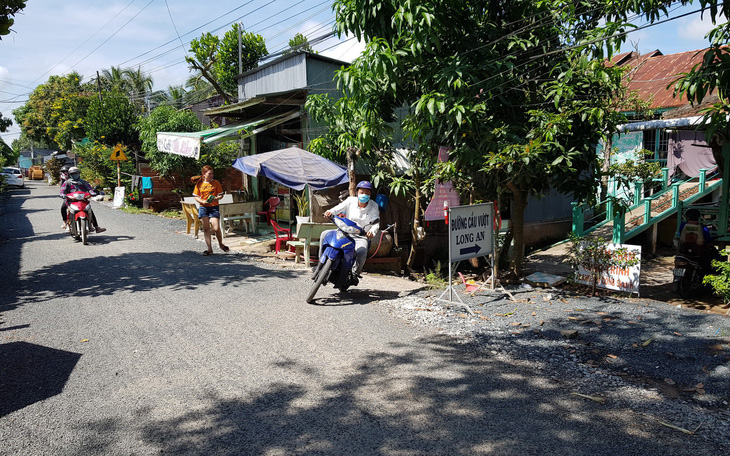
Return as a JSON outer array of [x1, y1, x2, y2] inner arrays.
[[614, 48, 710, 110]]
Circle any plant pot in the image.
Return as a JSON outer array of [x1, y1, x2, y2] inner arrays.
[[143, 198, 162, 212], [296, 216, 310, 226]]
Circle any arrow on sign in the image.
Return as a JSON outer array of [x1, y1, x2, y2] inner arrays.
[[460, 244, 481, 256]]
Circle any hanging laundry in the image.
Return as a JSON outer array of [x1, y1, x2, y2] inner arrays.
[[130, 175, 143, 193], [141, 177, 153, 195]]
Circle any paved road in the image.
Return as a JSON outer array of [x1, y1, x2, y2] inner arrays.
[[0, 182, 725, 455]]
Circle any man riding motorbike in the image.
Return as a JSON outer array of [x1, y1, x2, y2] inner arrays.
[[319, 181, 380, 284], [60, 167, 106, 233]]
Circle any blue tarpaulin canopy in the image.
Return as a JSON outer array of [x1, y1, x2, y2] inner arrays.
[[232, 147, 348, 191]]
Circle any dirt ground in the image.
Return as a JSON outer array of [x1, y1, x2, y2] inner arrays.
[[640, 248, 730, 317], [217, 228, 730, 317]]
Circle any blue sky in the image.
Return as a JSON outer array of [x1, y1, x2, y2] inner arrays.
[[0, 1, 726, 146]]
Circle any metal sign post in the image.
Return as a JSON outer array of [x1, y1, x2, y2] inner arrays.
[[435, 203, 495, 314]]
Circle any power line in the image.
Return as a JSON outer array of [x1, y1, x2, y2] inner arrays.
[[164, 0, 188, 58], [67, 0, 156, 73]]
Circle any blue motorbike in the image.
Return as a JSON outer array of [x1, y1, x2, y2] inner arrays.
[[306, 215, 363, 303]]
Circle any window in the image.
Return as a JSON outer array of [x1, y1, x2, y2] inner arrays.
[[657, 129, 669, 161], [642, 130, 655, 154]]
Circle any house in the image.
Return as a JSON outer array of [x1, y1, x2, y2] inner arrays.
[[199, 51, 352, 220], [604, 49, 717, 178]]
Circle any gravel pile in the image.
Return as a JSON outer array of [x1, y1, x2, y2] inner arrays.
[[377, 283, 730, 447]]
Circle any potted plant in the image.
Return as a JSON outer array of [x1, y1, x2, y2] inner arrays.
[[293, 192, 309, 225]]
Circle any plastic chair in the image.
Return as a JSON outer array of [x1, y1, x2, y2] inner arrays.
[[270, 219, 293, 253], [257, 197, 281, 226]]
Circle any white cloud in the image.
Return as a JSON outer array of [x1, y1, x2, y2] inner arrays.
[[677, 14, 726, 40]]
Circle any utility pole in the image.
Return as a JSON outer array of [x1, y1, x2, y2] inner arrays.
[[238, 22, 243, 74], [96, 71, 103, 103]]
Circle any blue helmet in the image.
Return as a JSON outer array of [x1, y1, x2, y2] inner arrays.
[[356, 180, 373, 191]]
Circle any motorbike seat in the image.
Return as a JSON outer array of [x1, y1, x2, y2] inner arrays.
[[675, 255, 700, 268]]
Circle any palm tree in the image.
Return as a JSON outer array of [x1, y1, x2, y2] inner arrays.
[[99, 66, 127, 91], [151, 85, 188, 110], [184, 74, 216, 104], [123, 67, 153, 111]]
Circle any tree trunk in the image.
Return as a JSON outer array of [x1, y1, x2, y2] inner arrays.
[[507, 182, 527, 277], [347, 147, 357, 196], [188, 60, 235, 105], [405, 186, 421, 276]]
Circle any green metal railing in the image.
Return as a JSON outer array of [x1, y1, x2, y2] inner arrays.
[[572, 168, 722, 244]]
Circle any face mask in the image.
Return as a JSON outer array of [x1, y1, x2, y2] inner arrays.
[[358, 194, 370, 204]]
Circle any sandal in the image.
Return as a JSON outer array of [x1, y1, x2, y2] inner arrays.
[[202, 251, 212, 256], [220, 245, 230, 253]]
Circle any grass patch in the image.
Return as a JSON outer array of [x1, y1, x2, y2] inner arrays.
[[120, 206, 183, 220]]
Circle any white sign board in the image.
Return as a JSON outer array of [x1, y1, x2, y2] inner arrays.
[[575, 243, 641, 294], [449, 203, 494, 262], [113, 186, 125, 209], [156, 133, 201, 159]]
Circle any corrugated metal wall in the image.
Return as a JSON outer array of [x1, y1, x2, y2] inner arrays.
[[240, 54, 308, 100]]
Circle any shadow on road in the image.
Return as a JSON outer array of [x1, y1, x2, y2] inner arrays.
[[73, 334, 726, 454], [2, 252, 297, 311], [0, 341, 81, 417]]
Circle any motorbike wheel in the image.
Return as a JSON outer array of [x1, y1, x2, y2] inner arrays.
[[306, 258, 332, 304], [81, 220, 88, 245], [678, 268, 695, 299]]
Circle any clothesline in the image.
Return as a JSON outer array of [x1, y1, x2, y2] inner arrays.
[[120, 172, 164, 179]]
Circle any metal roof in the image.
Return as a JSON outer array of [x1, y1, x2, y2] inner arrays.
[[613, 48, 711, 110]]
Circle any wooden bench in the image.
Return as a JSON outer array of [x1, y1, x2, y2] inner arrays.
[[219, 200, 260, 238], [287, 222, 334, 266]]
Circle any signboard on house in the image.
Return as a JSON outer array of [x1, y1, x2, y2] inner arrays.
[[156, 133, 201, 160], [575, 243, 642, 294], [448, 203, 494, 262]]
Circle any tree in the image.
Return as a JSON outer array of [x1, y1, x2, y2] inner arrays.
[[11, 134, 55, 153], [0, 0, 26, 39], [285, 33, 314, 54], [98, 66, 154, 111], [0, 111, 12, 165], [151, 85, 188, 109], [306, 92, 393, 195], [99, 66, 128, 91], [13, 72, 93, 151], [0, 139, 17, 168], [85, 89, 140, 149], [186, 24, 268, 104], [330, 0, 661, 276], [136, 105, 238, 185]]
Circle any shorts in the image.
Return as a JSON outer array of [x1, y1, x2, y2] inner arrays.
[[198, 205, 220, 219]]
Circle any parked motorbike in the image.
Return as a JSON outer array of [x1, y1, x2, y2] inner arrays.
[[673, 254, 704, 298], [306, 215, 362, 303], [65, 191, 93, 245]]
